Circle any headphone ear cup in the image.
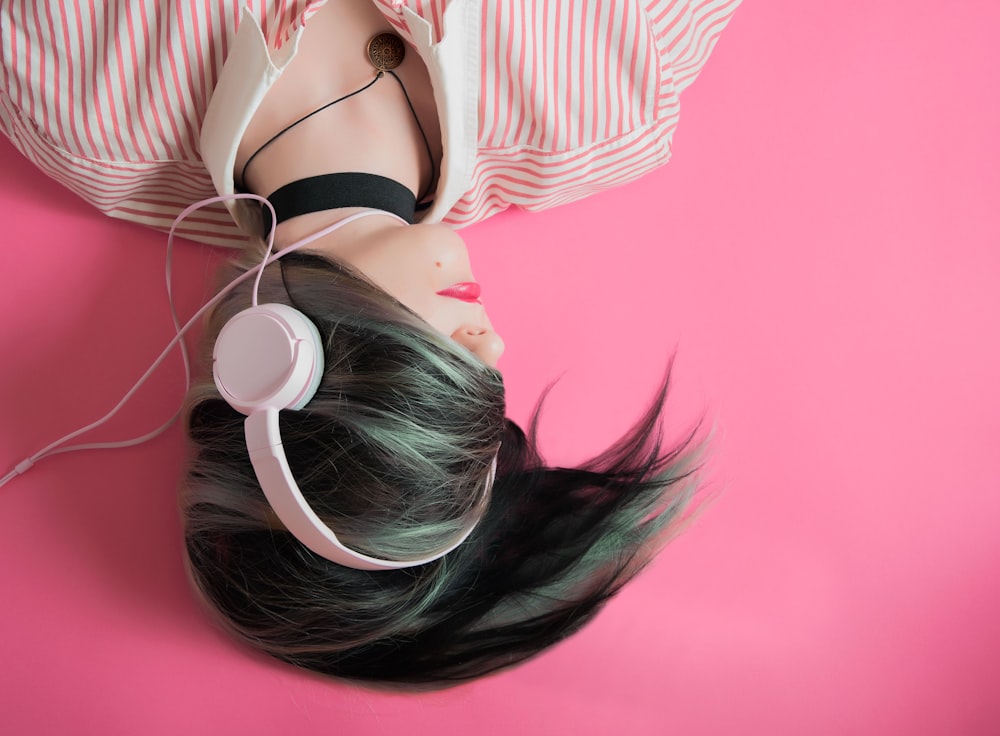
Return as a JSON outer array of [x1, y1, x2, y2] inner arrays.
[[213, 303, 324, 415]]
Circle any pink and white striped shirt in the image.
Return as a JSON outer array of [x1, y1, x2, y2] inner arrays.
[[1, 0, 740, 246]]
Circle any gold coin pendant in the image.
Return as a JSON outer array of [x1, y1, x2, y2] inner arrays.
[[367, 33, 405, 71]]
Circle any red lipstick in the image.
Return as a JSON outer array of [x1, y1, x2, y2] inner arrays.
[[436, 282, 482, 303]]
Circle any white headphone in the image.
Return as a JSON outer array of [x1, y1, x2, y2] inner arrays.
[[2, 196, 492, 571], [212, 300, 492, 570]]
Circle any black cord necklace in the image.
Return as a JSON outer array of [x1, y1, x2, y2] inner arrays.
[[239, 33, 437, 219]]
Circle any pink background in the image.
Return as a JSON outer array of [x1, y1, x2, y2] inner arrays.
[[2, 2, 998, 733]]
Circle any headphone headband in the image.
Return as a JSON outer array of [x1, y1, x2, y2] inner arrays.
[[245, 410, 493, 570]]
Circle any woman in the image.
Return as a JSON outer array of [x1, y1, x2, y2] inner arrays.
[[1, 0, 739, 686]]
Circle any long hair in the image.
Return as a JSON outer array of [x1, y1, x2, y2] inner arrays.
[[181, 248, 703, 688]]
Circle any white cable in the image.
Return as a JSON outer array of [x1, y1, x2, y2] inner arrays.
[[0, 195, 399, 489]]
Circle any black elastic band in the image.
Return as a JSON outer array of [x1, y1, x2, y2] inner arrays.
[[264, 172, 418, 229]]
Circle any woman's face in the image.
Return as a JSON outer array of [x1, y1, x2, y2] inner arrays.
[[336, 223, 506, 368]]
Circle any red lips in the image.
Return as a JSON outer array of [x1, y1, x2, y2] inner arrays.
[[436, 282, 482, 303]]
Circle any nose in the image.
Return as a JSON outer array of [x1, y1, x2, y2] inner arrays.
[[451, 324, 505, 368]]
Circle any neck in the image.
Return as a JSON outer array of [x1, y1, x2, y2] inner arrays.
[[273, 206, 406, 255]]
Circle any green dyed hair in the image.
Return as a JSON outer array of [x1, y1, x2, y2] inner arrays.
[[181, 248, 702, 688]]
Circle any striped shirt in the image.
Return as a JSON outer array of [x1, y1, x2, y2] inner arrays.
[[0, 0, 740, 247]]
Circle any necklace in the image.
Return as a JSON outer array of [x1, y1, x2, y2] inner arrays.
[[239, 33, 436, 207]]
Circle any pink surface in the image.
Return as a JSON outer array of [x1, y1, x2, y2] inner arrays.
[[2, 3, 998, 734]]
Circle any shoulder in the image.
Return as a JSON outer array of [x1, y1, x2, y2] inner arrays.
[[443, 0, 742, 224], [0, 1, 288, 242]]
